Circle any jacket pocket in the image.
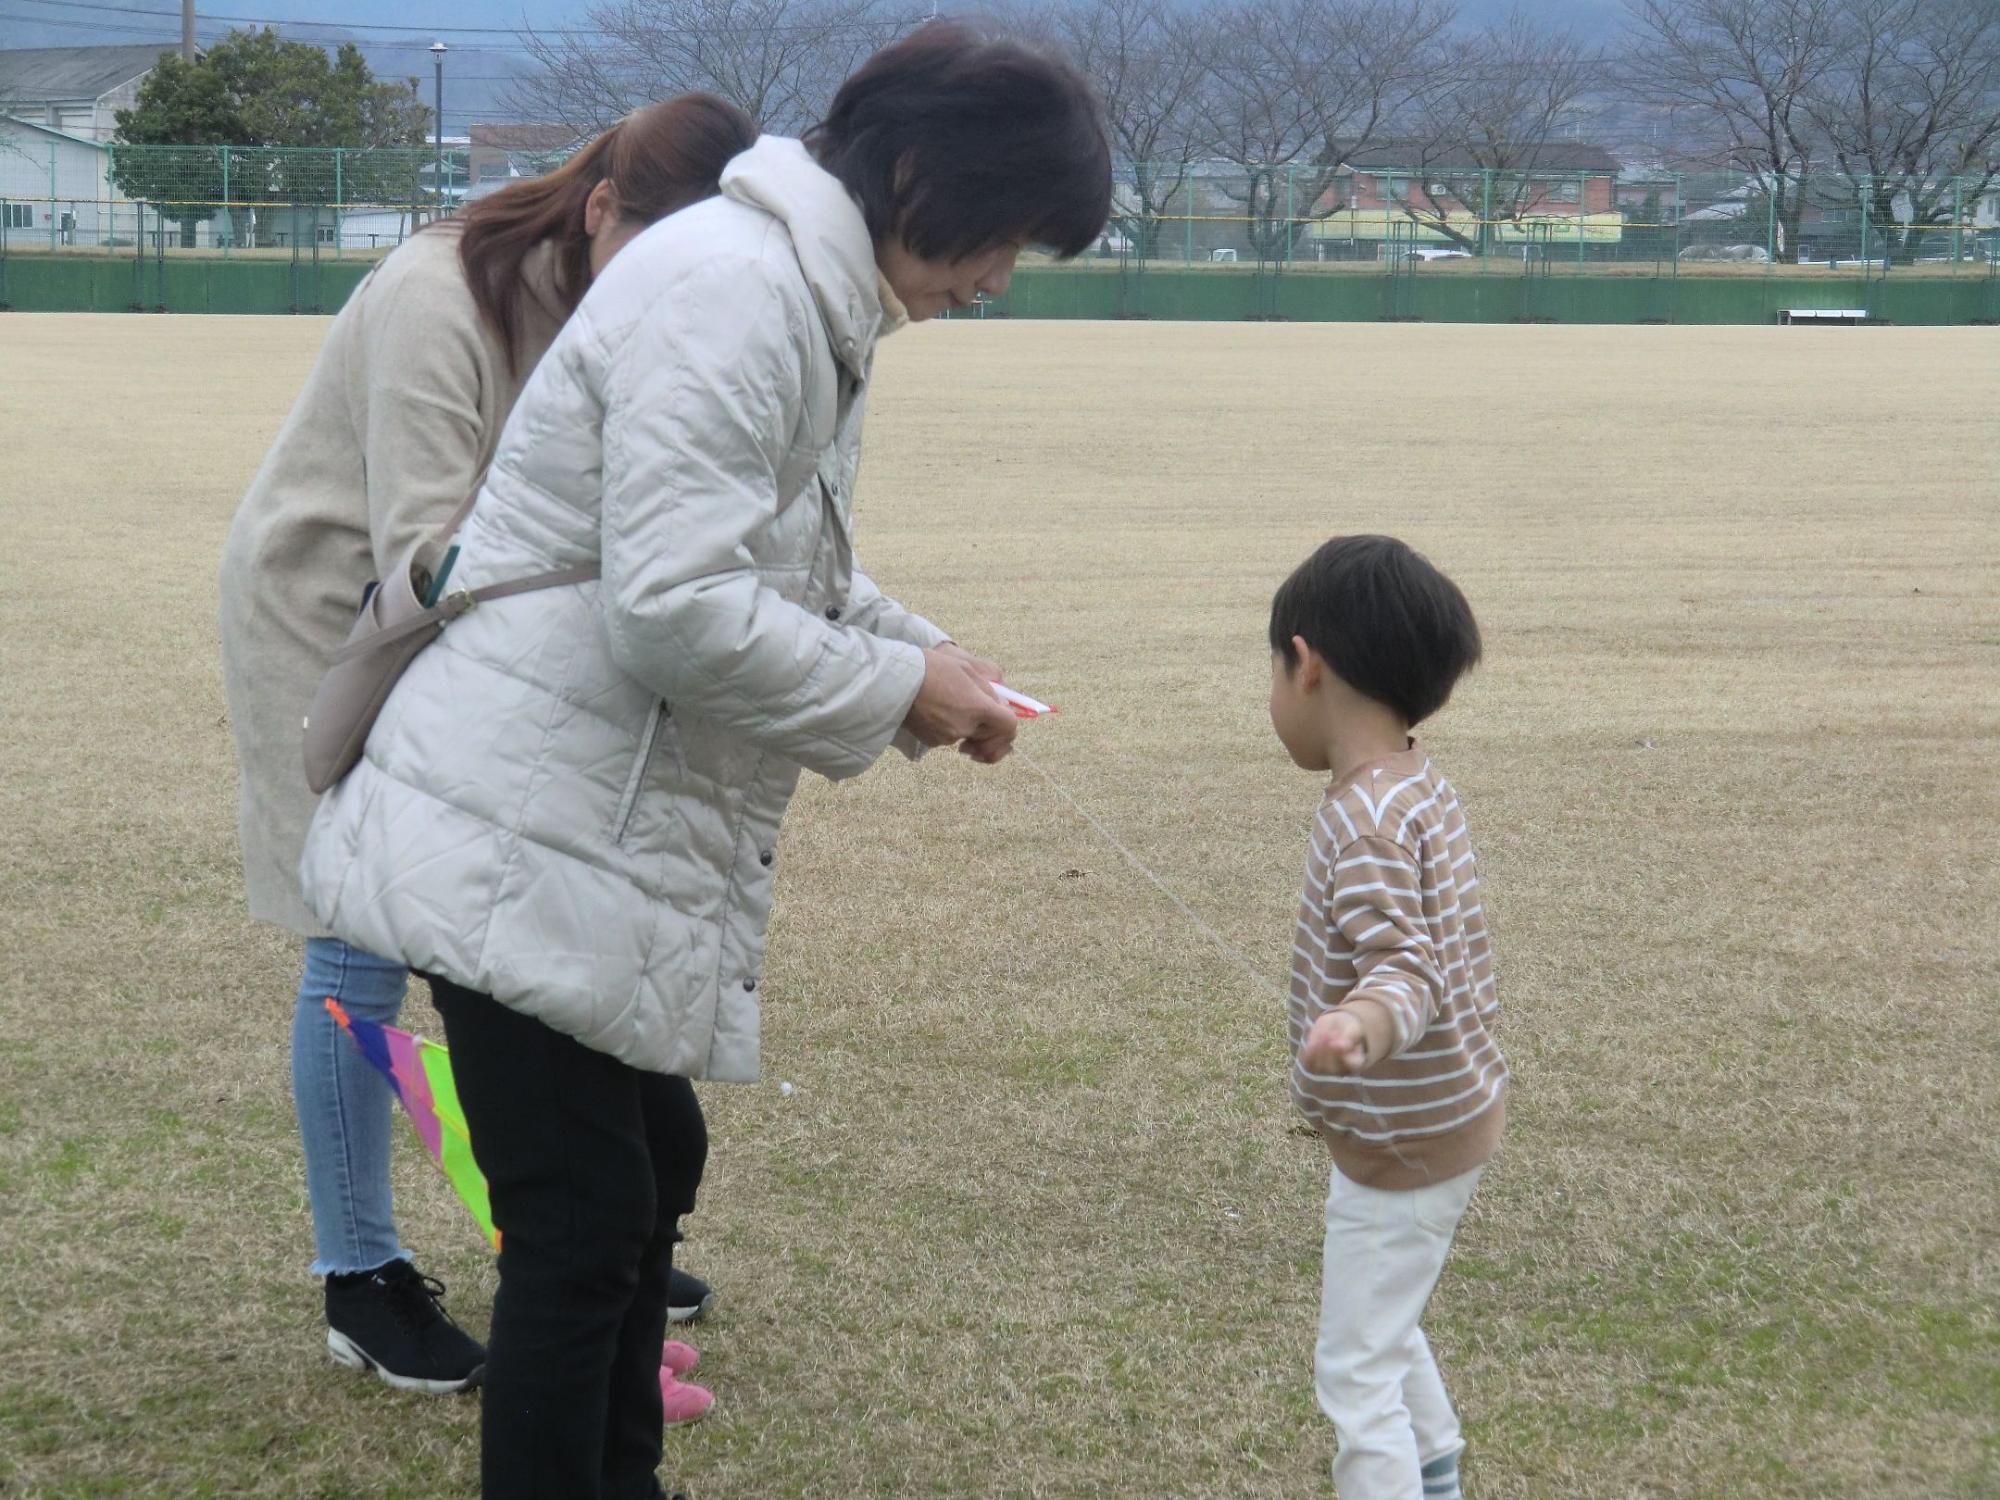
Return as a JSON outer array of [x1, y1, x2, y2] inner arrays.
[[816, 474, 855, 602], [611, 700, 669, 844]]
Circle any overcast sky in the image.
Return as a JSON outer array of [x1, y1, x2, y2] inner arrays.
[[2, 0, 1630, 132], [3, 1, 601, 129], [3, 0, 595, 43], [2, 0, 1627, 53]]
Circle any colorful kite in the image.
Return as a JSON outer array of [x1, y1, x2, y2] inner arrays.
[[325, 999, 498, 1250]]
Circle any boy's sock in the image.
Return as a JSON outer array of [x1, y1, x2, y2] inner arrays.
[[1421, 1451, 1463, 1500]]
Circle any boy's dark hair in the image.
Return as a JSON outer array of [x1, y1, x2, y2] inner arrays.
[[1269, 535, 1482, 726], [807, 20, 1111, 262]]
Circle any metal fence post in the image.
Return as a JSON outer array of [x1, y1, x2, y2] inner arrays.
[[1185, 179, 1193, 266], [49, 142, 58, 253], [1376, 172, 1392, 266], [1284, 164, 1293, 268], [1952, 177, 1962, 267], [1578, 171, 1586, 269], [334, 148, 344, 261], [1669, 173, 1681, 316], [1480, 168, 1492, 270], [103, 147, 114, 255], [1860, 176, 1870, 277], [1767, 176, 1777, 264], [221, 146, 231, 259]]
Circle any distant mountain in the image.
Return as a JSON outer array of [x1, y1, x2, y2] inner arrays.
[[1454, 0, 1629, 37], [331, 41, 543, 135]]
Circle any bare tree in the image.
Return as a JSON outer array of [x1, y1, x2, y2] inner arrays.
[[0, 78, 42, 168], [511, 0, 898, 136], [1805, 0, 2000, 264], [1197, 0, 1454, 265], [1013, 0, 1210, 260], [1625, 0, 1842, 262], [1379, 12, 1600, 254]]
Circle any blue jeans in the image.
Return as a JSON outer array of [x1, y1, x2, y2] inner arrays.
[[293, 937, 411, 1277]]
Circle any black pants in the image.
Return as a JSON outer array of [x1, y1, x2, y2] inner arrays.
[[428, 974, 707, 1500]]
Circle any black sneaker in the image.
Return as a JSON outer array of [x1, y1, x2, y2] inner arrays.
[[325, 1258, 486, 1394], [667, 1267, 713, 1324]]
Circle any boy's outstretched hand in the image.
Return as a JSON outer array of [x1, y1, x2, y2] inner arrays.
[[1301, 1009, 1370, 1076]]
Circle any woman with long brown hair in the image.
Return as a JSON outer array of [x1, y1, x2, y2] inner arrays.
[[218, 93, 756, 1400]]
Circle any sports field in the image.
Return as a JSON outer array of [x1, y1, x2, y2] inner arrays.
[[1, 315, 1994, 1499]]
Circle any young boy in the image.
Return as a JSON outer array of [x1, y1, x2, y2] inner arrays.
[[1269, 535, 1505, 1500]]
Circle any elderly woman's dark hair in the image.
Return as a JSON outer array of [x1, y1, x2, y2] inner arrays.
[[807, 20, 1111, 262]]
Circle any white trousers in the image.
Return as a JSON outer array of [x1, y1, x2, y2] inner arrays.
[[1315, 1161, 1484, 1499]]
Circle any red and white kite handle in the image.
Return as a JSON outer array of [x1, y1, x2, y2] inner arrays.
[[991, 682, 1057, 719]]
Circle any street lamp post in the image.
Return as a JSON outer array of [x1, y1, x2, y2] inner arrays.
[[430, 41, 447, 217]]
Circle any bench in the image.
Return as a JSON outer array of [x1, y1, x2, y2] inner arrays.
[[1779, 308, 1871, 324]]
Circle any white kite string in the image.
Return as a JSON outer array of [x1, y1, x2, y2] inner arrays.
[[1011, 740, 1423, 1174], [1013, 744, 1286, 1004]]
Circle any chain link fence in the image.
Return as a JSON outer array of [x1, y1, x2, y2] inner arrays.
[[4, 145, 1996, 273], [0, 143, 468, 259], [1094, 164, 2000, 278], [4, 143, 1997, 320]]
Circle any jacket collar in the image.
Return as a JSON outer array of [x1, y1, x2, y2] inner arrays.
[[722, 136, 888, 375], [875, 272, 909, 336]]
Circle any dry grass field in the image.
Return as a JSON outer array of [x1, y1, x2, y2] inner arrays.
[[0, 314, 1995, 1500]]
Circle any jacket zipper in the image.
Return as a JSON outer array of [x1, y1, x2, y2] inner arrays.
[[613, 700, 667, 844]]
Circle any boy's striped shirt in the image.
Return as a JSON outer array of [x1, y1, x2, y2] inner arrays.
[[1289, 745, 1507, 1189]]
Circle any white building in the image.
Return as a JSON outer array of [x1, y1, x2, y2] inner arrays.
[[2, 114, 118, 248], [0, 44, 227, 249], [1, 114, 226, 250], [0, 44, 176, 143]]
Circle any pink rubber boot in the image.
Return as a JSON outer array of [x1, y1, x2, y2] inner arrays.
[[659, 1369, 714, 1426], [661, 1339, 700, 1378]]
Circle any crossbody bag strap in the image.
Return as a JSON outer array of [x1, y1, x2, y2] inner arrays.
[[328, 561, 601, 665], [469, 560, 600, 604], [429, 482, 487, 551]]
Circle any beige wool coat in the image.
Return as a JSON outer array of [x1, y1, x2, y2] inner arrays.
[[219, 228, 569, 936]]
